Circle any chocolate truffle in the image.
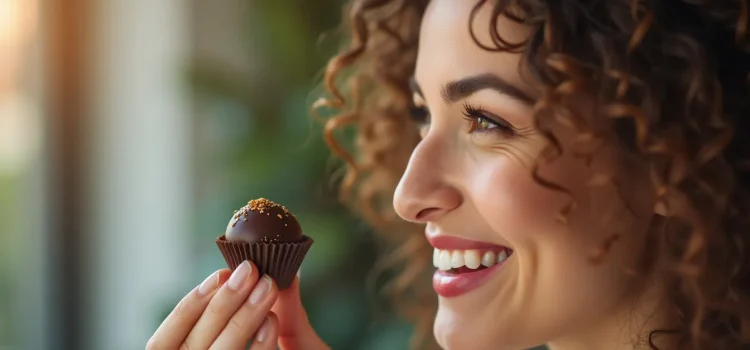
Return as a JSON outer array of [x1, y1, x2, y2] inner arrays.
[[215, 197, 313, 289], [225, 198, 303, 244]]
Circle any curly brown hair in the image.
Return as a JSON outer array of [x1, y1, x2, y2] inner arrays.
[[316, 0, 750, 349]]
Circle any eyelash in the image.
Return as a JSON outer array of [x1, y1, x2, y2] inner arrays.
[[460, 102, 514, 136], [408, 103, 515, 137]]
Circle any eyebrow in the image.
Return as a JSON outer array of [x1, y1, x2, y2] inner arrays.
[[409, 73, 535, 105]]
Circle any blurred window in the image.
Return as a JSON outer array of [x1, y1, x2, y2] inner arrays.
[[0, 1, 48, 349]]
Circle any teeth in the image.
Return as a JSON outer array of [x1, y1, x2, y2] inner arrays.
[[497, 250, 508, 263], [451, 251, 465, 268], [464, 250, 482, 269], [481, 251, 496, 267], [438, 250, 453, 271], [432, 248, 511, 270]]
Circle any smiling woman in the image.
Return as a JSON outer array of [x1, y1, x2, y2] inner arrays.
[[318, 0, 750, 350]]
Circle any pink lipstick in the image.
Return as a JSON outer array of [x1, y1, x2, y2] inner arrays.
[[428, 235, 512, 297]]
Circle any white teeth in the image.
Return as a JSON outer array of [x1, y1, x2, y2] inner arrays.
[[497, 250, 508, 263], [432, 248, 511, 270], [438, 250, 453, 271], [464, 250, 482, 269], [451, 251, 465, 268], [481, 251, 497, 267]]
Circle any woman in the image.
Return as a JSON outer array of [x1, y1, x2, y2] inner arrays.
[[147, 0, 750, 349]]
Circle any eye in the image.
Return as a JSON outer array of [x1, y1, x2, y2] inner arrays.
[[409, 104, 430, 137], [409, 105, 430, 124], [461, 102, 514, 136]]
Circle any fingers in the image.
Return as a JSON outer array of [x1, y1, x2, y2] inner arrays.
[[272, 277, 329, 350], [147, 269, 230, 350], [209, 275, 279, 349], [182, 261, 259, 349], [248, 312, 280, 350], [272, 277, 309, 338]]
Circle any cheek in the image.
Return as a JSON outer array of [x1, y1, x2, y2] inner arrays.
[[467, 156, 575, 245], [465, 153, 642, 333], [466, 150, 628, 273]]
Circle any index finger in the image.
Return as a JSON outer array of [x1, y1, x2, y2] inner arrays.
[[146, 269, 230, 349]]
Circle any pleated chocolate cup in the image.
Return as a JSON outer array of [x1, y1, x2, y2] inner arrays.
[[215, 235, 313, 289]]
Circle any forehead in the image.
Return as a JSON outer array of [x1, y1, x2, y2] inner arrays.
[[415, 0, 535, 97]]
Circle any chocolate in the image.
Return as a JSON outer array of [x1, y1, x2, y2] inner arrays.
[[218, 197, 313, 289], [225, 198, 303, 244]]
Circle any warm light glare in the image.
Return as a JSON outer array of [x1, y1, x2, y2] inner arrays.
[[0, 0, 40, 175], [0, 0, 36, 50], [0, 0, 37, 90]]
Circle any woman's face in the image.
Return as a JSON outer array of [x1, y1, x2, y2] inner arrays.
[[393, 1, 657, 349]]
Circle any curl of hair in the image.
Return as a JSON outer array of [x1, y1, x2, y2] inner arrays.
[[317, 0, 750, 349]]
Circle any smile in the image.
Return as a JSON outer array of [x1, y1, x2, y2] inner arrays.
[[434, 248, 510, 271], [428, 235, 513, 297]]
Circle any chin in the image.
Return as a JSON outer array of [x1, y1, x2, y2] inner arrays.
[[433, 313, 465, 350], [433, 304, 541, 350], [433, 306, 506, 350]]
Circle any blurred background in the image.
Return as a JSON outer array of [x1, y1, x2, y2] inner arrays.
[[1, 1, 551, 349], [0, 0, 417, 349]]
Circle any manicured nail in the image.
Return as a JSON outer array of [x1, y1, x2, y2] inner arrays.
[[227, 261, 251, 291], [256, 316, 273, 343], [197, 271, 219, 296], [248, 275, 272, 305]]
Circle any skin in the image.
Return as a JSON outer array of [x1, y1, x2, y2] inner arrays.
[[392, 1, 670, 349], [146, 261, 328, 350]]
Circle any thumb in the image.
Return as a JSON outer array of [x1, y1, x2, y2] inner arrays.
[[272, 276, 329, 350]]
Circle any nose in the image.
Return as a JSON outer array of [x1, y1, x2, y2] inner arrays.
[[393, 137, 462, 223]]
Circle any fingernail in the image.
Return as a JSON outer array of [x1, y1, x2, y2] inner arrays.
[[256, 316, 273, 343], [296, 268, 301, 278], [197, 271, 219, 296], [248, 275, 272, 305], [227, 261, 251, 291]]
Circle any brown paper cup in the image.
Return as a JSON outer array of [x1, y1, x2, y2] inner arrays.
[[215, 235, 313, 289]]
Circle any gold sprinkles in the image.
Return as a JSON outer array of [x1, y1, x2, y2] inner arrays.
[[229, 198, 297, 230], [258, 235, 281, 243], [246, 198, 290, 213]]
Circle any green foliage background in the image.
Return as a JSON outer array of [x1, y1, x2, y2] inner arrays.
[[183, 1, 414, 349]]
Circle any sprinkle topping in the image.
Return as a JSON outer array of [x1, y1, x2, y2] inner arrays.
[[225, 197, 303, 244], [247, 198, 291, 214], [230, 197, 296, 227]]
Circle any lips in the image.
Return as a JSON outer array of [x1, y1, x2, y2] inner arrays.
[[427, 234, 513, 297]]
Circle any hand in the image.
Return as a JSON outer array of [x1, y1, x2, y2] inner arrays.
[[271, 276, 329, 350], [146, 261, 328, 350]]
